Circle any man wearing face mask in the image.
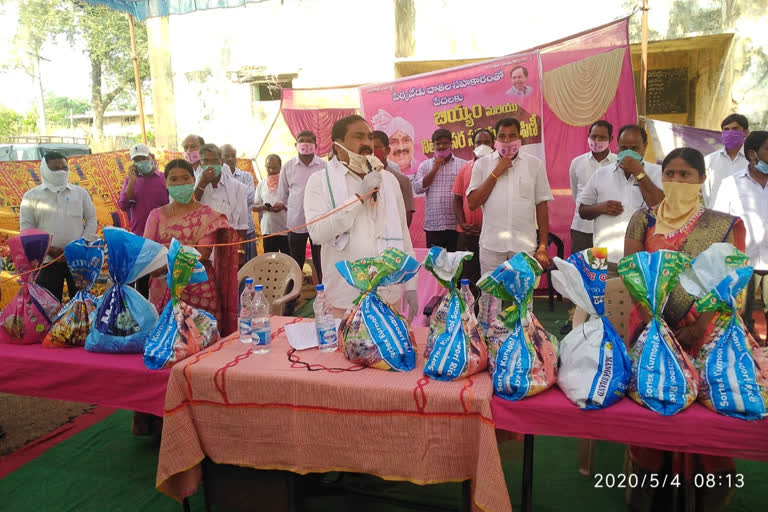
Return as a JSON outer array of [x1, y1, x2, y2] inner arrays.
[[19, 152, 98, 302], [182, 134, 205, 169], [414, 129, 468, 251], [453, 129, 494, 290], [577, 124, 663, 275], [468, 118, 553, 276], [703, 114, 750, 207], [303, 115, 418, 321], [278, 130, 325, 286], [221, 144, 257, 264], [193, 143, 250, 247], [117, 144, 169, 297], [373, 130, 415, 227], [714, 131, 768, 339]]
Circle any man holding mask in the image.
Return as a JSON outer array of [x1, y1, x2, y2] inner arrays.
[[304, 115, 418, 321], [578, 124, 663, 275], [117, 144, 169, 296], [414, 128, 468, 251], [703, 113, 750, 207], [194, 143, 250, 247], [19, 152, 97, 301], [468, 118, 553, 276], [278, 130, 324, 285]]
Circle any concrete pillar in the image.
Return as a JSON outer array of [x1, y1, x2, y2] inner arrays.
[[146, 16, 178, 151]]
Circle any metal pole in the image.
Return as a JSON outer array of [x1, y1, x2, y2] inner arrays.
[[128, 14, 147, 144], [639, 0, 649, 127]]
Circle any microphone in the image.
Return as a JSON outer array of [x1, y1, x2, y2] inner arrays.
[[366, 159, 378, 202]]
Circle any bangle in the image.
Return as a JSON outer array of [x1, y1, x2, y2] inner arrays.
[[490, 173, 498, 180], [536, 244, 547, 251], [635, 172, 647, 181]]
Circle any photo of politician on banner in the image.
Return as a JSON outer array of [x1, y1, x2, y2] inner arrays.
[[360, 50, 544, 175]]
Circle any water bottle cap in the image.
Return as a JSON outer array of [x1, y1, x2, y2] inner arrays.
[[244, 277, 253, 285], [254, 284, 263, 291], [316, 284, 325, 291], [460, 279, 470, 286]]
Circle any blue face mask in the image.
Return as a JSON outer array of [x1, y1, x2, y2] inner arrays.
[[617, 149, 644, 163], [756, 161, 768, 175]]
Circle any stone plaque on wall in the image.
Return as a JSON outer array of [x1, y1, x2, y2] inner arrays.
[[647, 68, 688, 114]]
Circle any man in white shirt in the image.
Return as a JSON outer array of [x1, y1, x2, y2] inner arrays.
[[254, 154, 289, 255], [193, 144, 250, 248], [577, 124, 664, 275], [304, 115, 418, 321], [703, 113, 750, 207], [467, 117, 553, 276], [569, 120, 617, 254], [182, 134, 205, 169], [19, 151, 97, 301], [713, 130, 768, 336], [222, 144, 257, 263], [278, 130, 325, 283]]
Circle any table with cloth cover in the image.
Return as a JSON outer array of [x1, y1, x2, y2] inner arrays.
[[156, 317, 511, 512], [0, 343, 169, 416], [492, 387, 768, 512]]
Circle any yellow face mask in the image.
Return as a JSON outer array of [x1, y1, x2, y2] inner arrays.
[[655, 181, 702, 235]]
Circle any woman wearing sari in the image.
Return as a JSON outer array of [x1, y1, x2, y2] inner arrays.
[[143, 159, 239, 336], [624, 147, 746, 512]]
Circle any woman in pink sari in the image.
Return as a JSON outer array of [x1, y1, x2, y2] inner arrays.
[[143, 159, 239, 337]]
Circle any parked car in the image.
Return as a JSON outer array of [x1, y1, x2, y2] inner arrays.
[[0, 137, 91, 161]]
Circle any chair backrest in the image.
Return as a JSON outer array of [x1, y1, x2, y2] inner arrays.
[[237, 252, 303, 316], [572, 277, 634, 346]]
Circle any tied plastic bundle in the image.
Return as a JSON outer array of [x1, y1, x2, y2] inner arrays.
[[336, 247, 419, 371], [679, 243, 768, 420], [619, 250, 699, 415], [0, 229, 61, 344], [144, 239, 219, 370], [423, 247, 487, 380], [85, 227, 167, 354], [552, 248, 631, 409], [478, 253, 558, 400], [43, 238, 106, 348]]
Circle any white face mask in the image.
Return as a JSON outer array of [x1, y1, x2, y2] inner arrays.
[[473, 144, 493, 158], [334, 142, 384, 174], [40, 158, 69, 191]]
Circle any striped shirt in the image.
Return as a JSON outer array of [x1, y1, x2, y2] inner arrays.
[[413, 154, 468, 231]]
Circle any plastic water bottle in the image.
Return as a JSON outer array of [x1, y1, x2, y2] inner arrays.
[[477, 293, 501, 331], [239, 278, 256, 344], [459, 278, 475, 312], [313, 284, 338, 352], [251, 284, 271, 354]]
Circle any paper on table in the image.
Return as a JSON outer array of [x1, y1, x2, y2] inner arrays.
[[285, 319, 341, 351]]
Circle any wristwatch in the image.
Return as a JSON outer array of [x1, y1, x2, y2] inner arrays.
[[635, 172, 647, 181]]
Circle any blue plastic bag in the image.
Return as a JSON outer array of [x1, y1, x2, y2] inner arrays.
[[679, 243, 768, 420], [552, 248, 631, 409], [336, 248, 419, 371], [619, 250, 699, 416], [144, 239, 219, 370], [422, 247, 487, 381], [85, 227, 167, 354], [479, 253, 559, 401], [44, 238, 106, 348]]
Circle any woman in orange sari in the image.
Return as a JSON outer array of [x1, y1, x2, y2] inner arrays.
[[143, 159, 239, 336], [624, 148, 746, 512]]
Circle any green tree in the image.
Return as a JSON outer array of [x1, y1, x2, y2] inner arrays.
[[9, 0, 150, 140], [44, 94, 91, 128], [0, 107, 37, 137]]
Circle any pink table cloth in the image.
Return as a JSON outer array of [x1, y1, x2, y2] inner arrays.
[[0, 343, 169, 416], [157, 318, 511, 512], [492, 387, 768, 462]]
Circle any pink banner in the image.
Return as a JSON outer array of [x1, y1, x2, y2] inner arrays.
[[360, 52, 544, 248]]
